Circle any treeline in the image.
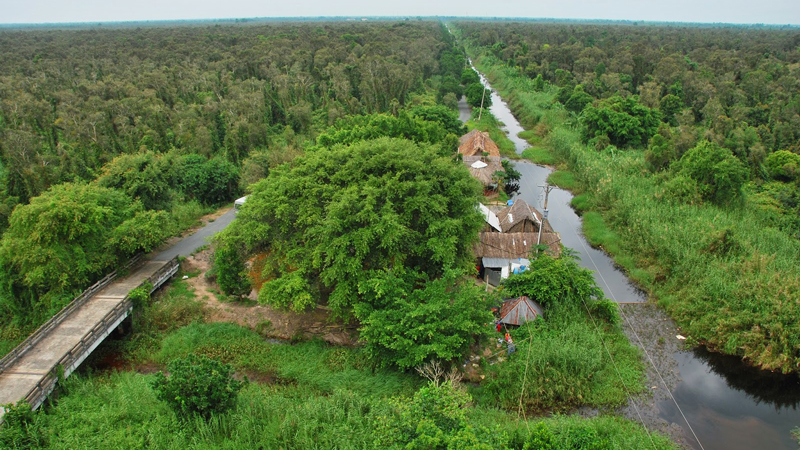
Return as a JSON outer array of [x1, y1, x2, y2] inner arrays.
[[458, 22, 800, 233], [0, 20, 467, 326]]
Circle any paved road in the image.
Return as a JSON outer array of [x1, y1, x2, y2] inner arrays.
[[154, 208, 236, 260]]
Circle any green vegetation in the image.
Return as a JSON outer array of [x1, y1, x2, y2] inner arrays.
[[152, 353, 245, 419], [460, 22, 800, 373], [0, 183, 171, 321], [215, 136, 487, 369], [2, 259, 674, 449], [0, 20, 470, 331], [547, 171, 578, 190], [522, 146, 557, 165], [478, 255, 636, 411], [0, 20, 685, 448]]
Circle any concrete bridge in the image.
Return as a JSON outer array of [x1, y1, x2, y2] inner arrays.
[[0, 256, 179, 419]]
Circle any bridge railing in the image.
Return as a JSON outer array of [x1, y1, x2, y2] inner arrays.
[[19, 255, 181, 411], [0, 254, 144, 375]]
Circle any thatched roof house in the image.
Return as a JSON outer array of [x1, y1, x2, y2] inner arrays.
[[459, 130, 503, 189], [464, 158, 504, 188], [499, 296, 544, 326], [475, 231, 561, 260], [458, 130, 500, 158], [495, 199, 555, 234]]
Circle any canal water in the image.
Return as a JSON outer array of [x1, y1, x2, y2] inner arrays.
[[468, 68, 800, 450]]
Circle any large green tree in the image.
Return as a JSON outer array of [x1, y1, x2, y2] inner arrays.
[[216, 137, 484, 316], [581, 95, 660, 148], [0, 183, 170, 320], [354, 272, 492, 370]]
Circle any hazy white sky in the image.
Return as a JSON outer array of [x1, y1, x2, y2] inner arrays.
[[2, 0, 799, 25]]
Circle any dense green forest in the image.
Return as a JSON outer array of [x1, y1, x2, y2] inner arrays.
[[455, 22, 800, 373], [0, 21, 469, 328]]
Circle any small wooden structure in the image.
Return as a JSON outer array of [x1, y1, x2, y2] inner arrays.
[[496, 199, 554, 234], [499, 296, 544, 326], [458, 130, 504, 192], [458, 129, 501, 158]]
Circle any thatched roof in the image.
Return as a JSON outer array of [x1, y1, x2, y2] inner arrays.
[[499, 296, 544, 326], [458, 130, 501, 158], [475, 231, 562, 259], [496, 199, 554, 234], [463, 157, 504, 187]]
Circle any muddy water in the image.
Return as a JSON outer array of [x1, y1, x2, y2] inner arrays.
[[469, 68, 800, 450]]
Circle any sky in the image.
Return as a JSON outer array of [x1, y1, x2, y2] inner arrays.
[[2, 0, 799, 25]]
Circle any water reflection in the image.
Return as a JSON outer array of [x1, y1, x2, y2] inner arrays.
[[661, 350, 800, 450], [692, 347, 800, 409]]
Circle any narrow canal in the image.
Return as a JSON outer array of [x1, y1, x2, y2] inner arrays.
[[468, 68, 800, 450]]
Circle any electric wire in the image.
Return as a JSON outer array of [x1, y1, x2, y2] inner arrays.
[[568, 215, 707, 450]]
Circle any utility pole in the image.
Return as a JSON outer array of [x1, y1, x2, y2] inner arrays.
[[537, 183, 555, 246]]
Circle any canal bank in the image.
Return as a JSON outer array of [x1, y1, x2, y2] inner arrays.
[[467, 63, 800, 450]]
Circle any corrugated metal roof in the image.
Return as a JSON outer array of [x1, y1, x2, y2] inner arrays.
[[478, 203, 502, 232], [499, 296, 544, 326], [482, 257, 511, 268]]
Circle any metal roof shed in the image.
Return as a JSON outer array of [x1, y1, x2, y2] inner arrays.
[[499, 296, 544, 326]]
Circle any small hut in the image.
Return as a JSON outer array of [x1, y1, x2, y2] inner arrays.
[[458, 129, 501, 158], [499, 296, 544, 326], [458, 130, 504, 192], [496, 199, 554, 234]]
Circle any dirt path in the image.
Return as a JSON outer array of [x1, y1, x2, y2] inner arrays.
[[181, 249, 358, 346]]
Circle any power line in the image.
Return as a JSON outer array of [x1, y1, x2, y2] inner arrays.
[[569, 222, 706, 450]]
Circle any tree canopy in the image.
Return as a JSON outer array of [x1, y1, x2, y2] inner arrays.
[[675, 140, 749, 205], [216, 137, 484, 315], [0, 183, 170, 319]]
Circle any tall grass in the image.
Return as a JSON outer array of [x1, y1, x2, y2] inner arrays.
[[474, 305, 644, 412], [156, 322, 419, 397], [29, 369, 677, 450], [470, 51, 800, 373]]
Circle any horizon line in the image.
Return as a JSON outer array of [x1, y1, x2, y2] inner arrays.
[[1, 15, 798, 28]]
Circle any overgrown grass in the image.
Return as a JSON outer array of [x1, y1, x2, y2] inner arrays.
[[474, 304, 644, 412], [155, 322, 419, 398], [470, 50, 800, 373], [548, 171, 578, 191], [21, 369, 676, 450], [521, 146, 557, 165], [12, 278, 672, 449]]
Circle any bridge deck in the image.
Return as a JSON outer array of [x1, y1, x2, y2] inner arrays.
[[0, 261, 167, 409]]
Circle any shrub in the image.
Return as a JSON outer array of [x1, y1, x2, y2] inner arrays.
[[675, 140, 748, 205], [765, 150, 800, 181], [0, 401, 45, 448], [151, 353, 245, 419]]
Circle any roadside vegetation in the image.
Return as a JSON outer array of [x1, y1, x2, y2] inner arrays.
[[458, 21, 800, 374]]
